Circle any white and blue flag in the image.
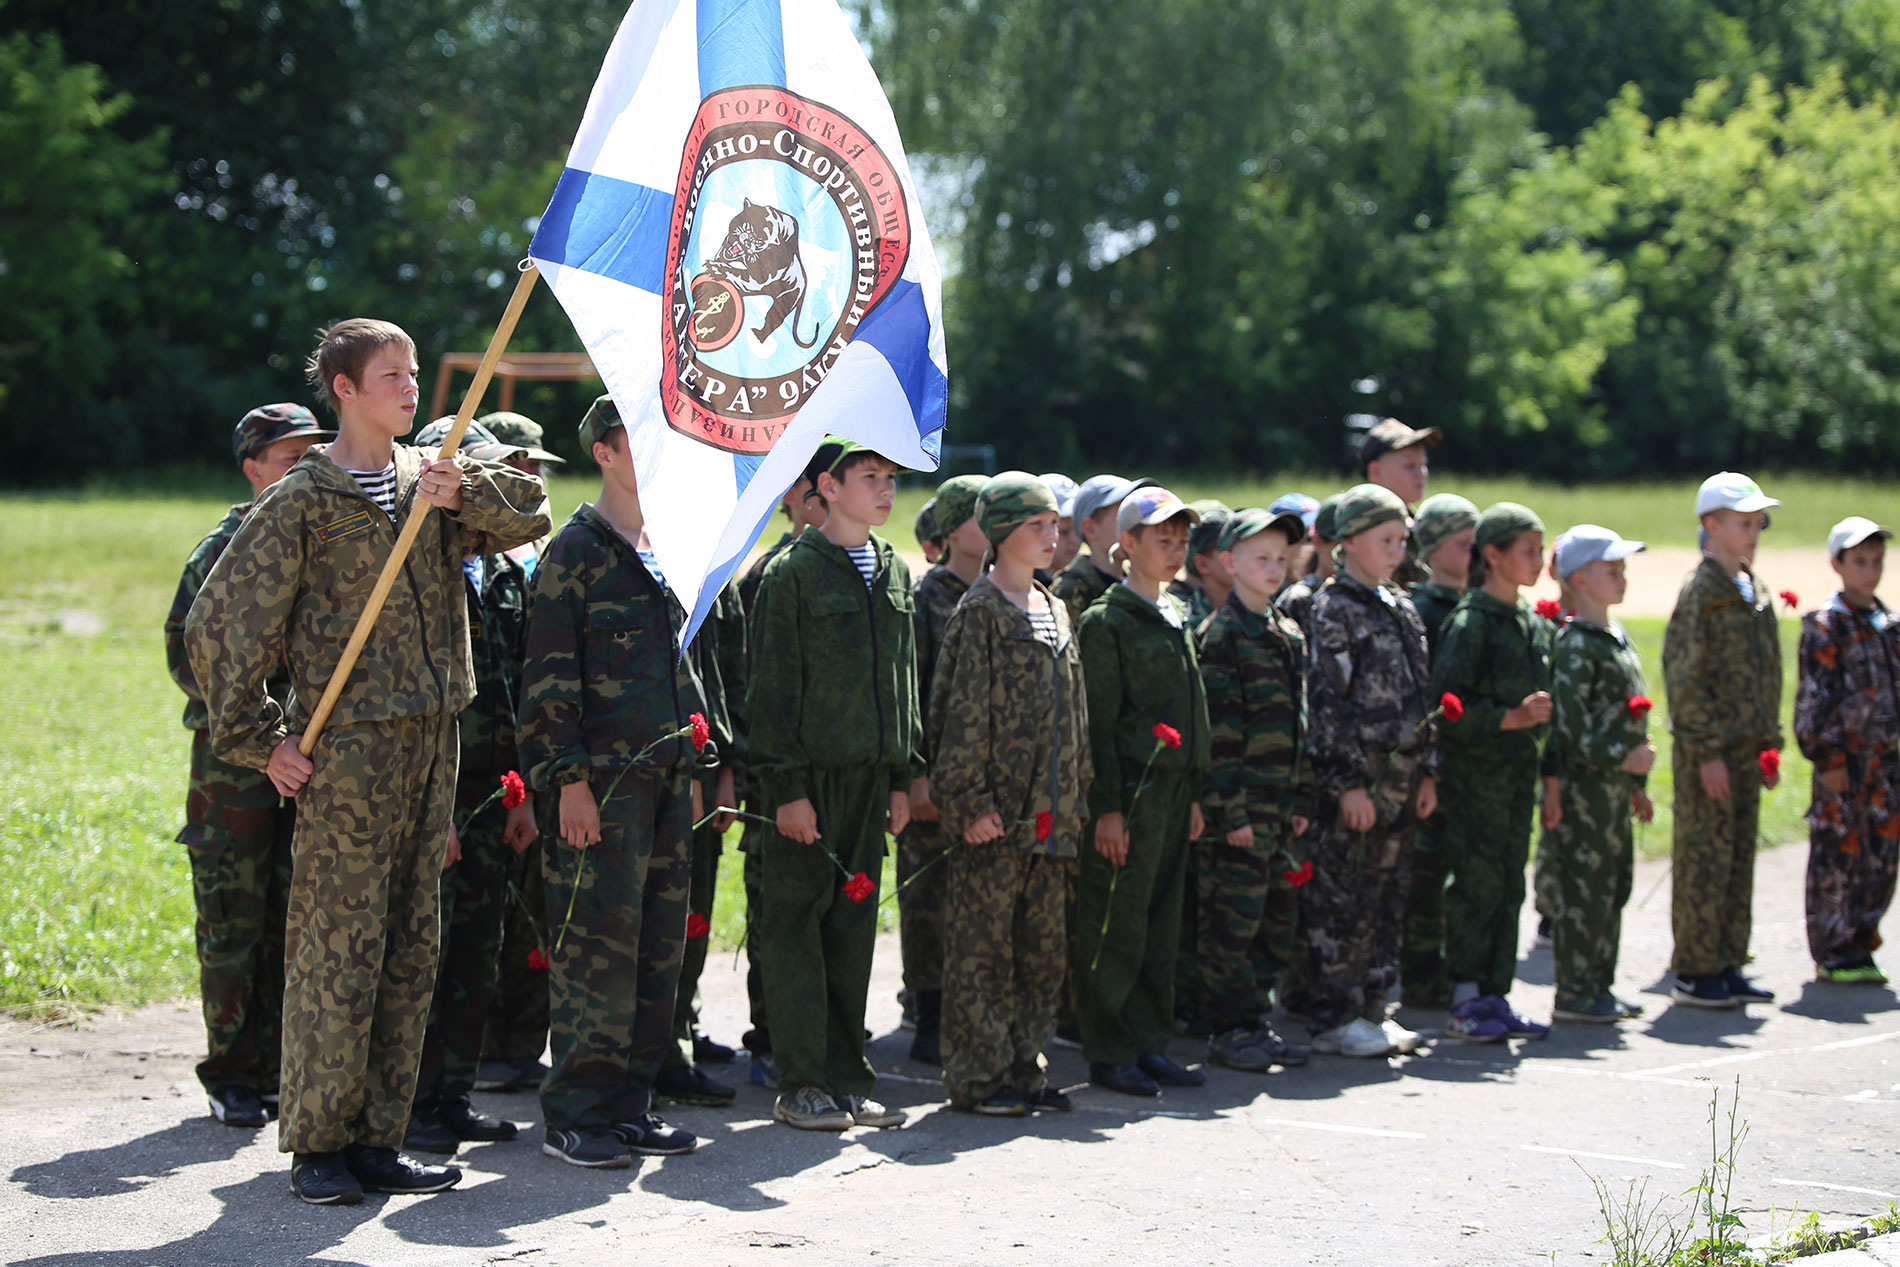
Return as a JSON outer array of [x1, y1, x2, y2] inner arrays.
[[528, 0, 947, 642]]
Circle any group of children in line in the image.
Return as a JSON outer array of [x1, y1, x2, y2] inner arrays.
[[168, 320, 1900, 1206]]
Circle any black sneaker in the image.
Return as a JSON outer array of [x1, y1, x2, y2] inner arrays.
[[341, 1144, 461, 1195], [1137, 1051, 1206, 1087], [692, 1029, 737, 1064], [1024, 1085, 1073, 1112], [1671, 973, 1739, 1008], [612, 1112, 698, 1156], [402, 1107, 460, 1155], [654, 1063, 737, 1107], [543, 1126, 631, 1169], [1089, 1062, 1159, 1097], [208, 1084, 268, 1129], [290, 1151, 363, 1205], [436, 1096, 518, 1142], [1722, 969, 1775, 1003], [972, 1087, 1028, 1116]]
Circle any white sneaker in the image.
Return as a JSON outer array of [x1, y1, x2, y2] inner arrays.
[[1311, 1016, 1396, 1058], [1380, 1019, 1422, 1054]]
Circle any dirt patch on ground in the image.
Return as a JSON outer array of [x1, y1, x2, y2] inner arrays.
[[1529, 544, 1832, 619]]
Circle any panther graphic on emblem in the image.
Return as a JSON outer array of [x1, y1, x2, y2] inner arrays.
[[703, 198, 820, 349]]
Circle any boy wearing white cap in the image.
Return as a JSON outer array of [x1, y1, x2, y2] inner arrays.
[[1792, 517, 1900, 985], [1542, 527, 1658, 1021], [1661, 473, 1785, 1008]]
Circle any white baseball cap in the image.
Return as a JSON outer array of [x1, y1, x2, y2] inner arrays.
[[1116, 485, 1202, 535], [1695, 472, 1781, 517], [1555, 524, 1647, 578], [1829, 516, 1893, 558], [1039, 472, 1079, 519]]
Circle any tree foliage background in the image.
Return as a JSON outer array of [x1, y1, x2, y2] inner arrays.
[[8, 0, 1900, 480]]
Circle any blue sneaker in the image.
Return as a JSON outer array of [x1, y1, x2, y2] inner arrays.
[[1446, 997, 1508, 1043], [1493, 997, 1550, 1039], [748, 1053, 781, 1088]]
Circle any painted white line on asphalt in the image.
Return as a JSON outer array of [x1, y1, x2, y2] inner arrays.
[[1773, 1178, 1900, 1200], [1253, 1117, 1427, 1140], [1521, 1145, 1686, 1170], [1814, 1030, 1900, 1053], [1630, 1027, 1900, 1078], [1843, 1089, 1881, 1101]]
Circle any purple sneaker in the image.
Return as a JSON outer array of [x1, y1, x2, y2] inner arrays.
[[1446, 997, 1508, 1043], [1493, 998, 1551, 1040]]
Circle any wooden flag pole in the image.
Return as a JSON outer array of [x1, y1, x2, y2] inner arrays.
[[297, 262, 542, 757]]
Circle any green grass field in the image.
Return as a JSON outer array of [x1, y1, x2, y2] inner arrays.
[[0, 473, 1829, 1017]]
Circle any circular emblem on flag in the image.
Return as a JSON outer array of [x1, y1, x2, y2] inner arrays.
[[662, 85, 912, 456]]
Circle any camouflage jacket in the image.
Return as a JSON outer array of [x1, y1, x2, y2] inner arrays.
[[459, 552, 531, 778], [1079, 583, 1212, 817], [692, 581, 748, 772], [1408, 580, 1464, 657], [1549, 616, 1649, 783], [1430, 588, 1553, 763], [1198, 592, 1313, 836], [913, 563, 972, 744], [927, 577, 1092, 855], [1275, 571, 1326, 635], [1793, 594, 1900, 775], [1052, 550, 1116, 628], [515, 503, 706, 790], [185, 444, 550, 772], [1662, 556, 1783, 761], [1394, 536, 1429, 588], [1307, 570, 1438, 794], [1167, 577, 1214, 632], [746, 529, 920, 809], [739, 530, 795, 618], [165, 502, 287, 731]]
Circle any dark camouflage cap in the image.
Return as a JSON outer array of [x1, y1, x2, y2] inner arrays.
[[800, 435, 900, 485], [231, 403, 332, 463], [1358, 417, 1443, 466], [977, 470, 1059, 545], [1187, 501, 1232, 555], [578, 394, 622, 452], [414, 415, 511, 462], [1217, 506, 1305, 553], [914, 496, 942, 546], [1411, 493, 1481, 563], [1476, 501, 1545, 551], [1313, 494, 1344, 541], [1331, 483, 1409, 540], [934, 473, 990, 534], [478, 410, 566, 464]]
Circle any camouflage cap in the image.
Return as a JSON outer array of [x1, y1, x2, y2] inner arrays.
[[1475, 501, 1546, 551], [1357, 417, 1443, 466], [977, 470, 1061, 545], [1313, 494, 1343, 541], [1331, 483, 1409, 540], [934, 473, 990, 534], [914, 496, 942, 546], [1411, 493, 1481, 563], [1187, 501, 1232, 555], [478, 410, 566, 464], [413, 415, 510, 461], [231, 403, 332, 463], [1217, 506, 1305, 553], [577, 394, 622, 452]]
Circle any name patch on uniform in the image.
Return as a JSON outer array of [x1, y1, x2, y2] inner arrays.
[[1704, 594, 1744, 614], [313, 509, 376, 545]]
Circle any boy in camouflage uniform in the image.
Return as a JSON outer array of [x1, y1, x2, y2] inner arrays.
[[1540, 527, 1657, 1022], [899, 472, 989, 1065], [165, 403, 331, 1130], [516, 396, 707, 1169], [1793, 517, 1900, 985], [748, 439, 919, 1132], [1196, 507, 1314, 1072], [1275, 494, 1341, 634], [1663, 473, 1785, 1008], [914, 496, 944, 566], [1168, 501, 1232, 633], [1076, 487, 1210, 1097], [930, 473, 1092, 1115], [1053, 474, 1146, 626], [186, 320, 549, 1204], [1291, 485, 1438, 1059], [1358, 419, 1441, 587]]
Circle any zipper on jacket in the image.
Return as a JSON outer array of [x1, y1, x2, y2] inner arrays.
[[328, 464, 448, 714], [1006, 623, 1066, 855], [869, 554, 890, 769]]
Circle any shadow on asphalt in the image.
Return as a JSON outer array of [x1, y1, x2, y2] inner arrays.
[[9, 1117, 253, 1199], [1779, 980, 1899, 1022]]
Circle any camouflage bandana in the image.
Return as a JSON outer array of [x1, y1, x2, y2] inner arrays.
[[977, 470, 1060, 545], [914, 496, 942, 546], [1476, 501, 1545, 551], [934, 474, 990, 535], [1411, 493, 1481, 563], [231, 403, 332, 463], [1330, 483, 1409, 540], [577, 395, 622, 451]]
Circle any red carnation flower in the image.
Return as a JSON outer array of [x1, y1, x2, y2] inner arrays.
[[1534, 598, 1565, 622], [843, 872, 875, 903], [1759, 748, 1781, 780], [1152, 722, 1183, 749], [685, 913, 711, 940], [1035, 812, 1053, 842], [1283, 860, 1314, 887], [1779, 590, 1799, 611], [526, 948, 548, 971], [1628, 695, 1654, 721], [689, 712, 711, 751], [500, 770, 527, 810], [1439, 692, 1465, 723]]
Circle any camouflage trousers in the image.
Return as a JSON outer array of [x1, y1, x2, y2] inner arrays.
[[1542, 773, 1636, 1002], [664, 769, 723, 1068], [757, 767, 890, 1098], [742, 818, 770, 1046], [897, 816, 952, 997], [179, 730, 293, 1095], [540, 767, 690, 1131], [1293, 750, 1425, 1030], [278, 713, 457, 1155], [1195, 828, 1299, 1032], [414, 776, 515, 1107], [1441, 749, 1540, 998], [482, 827, 550, 1066], [1671, 742, 1762, 976], [941, 844, 1071, 1106], [1805, 749, 1900, 969], [1399, 814, 1448, 1002], [1075, 768, 1194, 1065]]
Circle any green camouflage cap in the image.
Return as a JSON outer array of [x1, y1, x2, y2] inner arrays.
[[231, 402, 332, 463], [1217, 506, 1305, 553], [1475, 501, 1545, 551], [976, 470, 1059, 545], [1331, 483, 1409, 540], [1187, 501, 1233, 555], [479, 410, 566, 464], [1313, 494, 1343, 541], [577, 394, 622, 452], [934, 473, 990, 535], [914, 496, 942, 546], [1411, 493, 1481, 563]]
